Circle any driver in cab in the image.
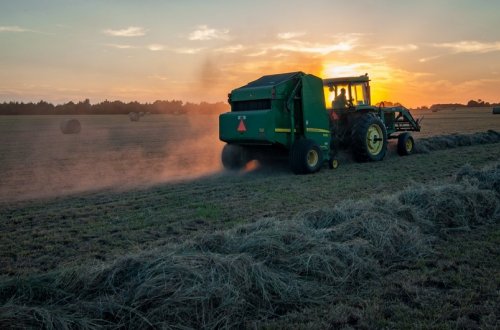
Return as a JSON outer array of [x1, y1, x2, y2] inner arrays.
[[332, 88, 348, 109]]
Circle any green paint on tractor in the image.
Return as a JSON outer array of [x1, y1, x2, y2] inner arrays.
[[219, 71, 421, 174]]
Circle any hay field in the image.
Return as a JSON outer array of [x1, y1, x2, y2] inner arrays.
[[0, 114, 223, 202], [411, 106, 499, 137], [0, 107, 498, 203], [0, 107, 499, 328]]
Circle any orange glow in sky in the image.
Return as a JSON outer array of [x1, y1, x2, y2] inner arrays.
[[1, 1, 499, 108]]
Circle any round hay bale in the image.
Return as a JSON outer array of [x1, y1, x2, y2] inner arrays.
[[492, 107, 500, 114], [129, 112, 140, 121], [60, 119, 81, 134]]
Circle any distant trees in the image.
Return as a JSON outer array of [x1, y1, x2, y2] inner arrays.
[[414, 100, 500, 111], [429, 103, 467, 111], [0, 99, 229, 115], [375, 101, 403, 107], [466, 99, 493, 107], [372, 100, 500, 111], [427, 100, 500, 111], [1, 97, 499, 115]]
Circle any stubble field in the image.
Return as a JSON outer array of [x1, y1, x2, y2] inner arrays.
[[0, 107, 499, 329]]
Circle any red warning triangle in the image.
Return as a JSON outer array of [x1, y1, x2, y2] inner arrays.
[[237, 119, 247, 132]]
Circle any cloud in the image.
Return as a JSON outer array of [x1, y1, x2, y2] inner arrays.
[[246, 50, 267, 57], [418, 55, 441, 63], [0, 25, 29, 33], [271, 40, 354, 55], [419, 40, 500, 62], [106, 43, 135, 49], [262, 33, 359, 55], [148, 74, 169, 81], [433, 40, 500, 54], [103, 26, 147, 37], [365, 44, 418, 60], [378, 44, 418, 52], [0, 25, 44, 34], [148, 44, 165, 51], [214, 44, 244, 53], [173, 47, 205, 54], [107, 43, 203, 54], [239, 33, 359, 57], [188, 25, 230, 41], [277, 32, 306, 40]]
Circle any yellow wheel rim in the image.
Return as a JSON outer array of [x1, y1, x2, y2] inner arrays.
[[331, 159, 339, 169], [405, 139, 413, 152], [366, 124, 383, 155], [307, 150, 319, 167]]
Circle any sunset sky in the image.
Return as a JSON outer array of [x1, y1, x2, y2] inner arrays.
[[1, 0, 499, 107]]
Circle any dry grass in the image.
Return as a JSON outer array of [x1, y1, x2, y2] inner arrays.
[[0, 163, 498, 328], [414, 130, 500, 154]]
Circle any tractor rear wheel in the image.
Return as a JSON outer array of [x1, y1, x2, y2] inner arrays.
[[397, 132, 414, 156], [289, 139, 323, 174], [351, 114, 388, 162], [221, 144, 248, 170]]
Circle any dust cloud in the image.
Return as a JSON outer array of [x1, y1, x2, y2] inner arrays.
[[0, 114, 225, 203]]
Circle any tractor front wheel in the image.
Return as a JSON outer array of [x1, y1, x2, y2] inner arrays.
[[221, 144, 248, 170], [351, 114, 388, 162], [397, 132, 414, 156], [289, 139, 323, 174], [328, 158, 339, 169]]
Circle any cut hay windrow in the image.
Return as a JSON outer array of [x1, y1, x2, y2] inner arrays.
[[0, 164, 499, 329], [414, 130, 500, 153]]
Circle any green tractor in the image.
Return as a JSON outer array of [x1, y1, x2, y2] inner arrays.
[[219, 71, 420, 174]]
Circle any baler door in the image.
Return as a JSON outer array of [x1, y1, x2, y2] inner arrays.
[[301, 75, 331, 152]]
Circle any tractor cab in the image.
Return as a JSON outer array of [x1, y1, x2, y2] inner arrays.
[[323, 74, 371, 110]]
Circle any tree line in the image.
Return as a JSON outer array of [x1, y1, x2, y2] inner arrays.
[[1, 98, 498, 115], [419, 99, 500, 111], [0, 99, 229, 115]]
